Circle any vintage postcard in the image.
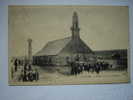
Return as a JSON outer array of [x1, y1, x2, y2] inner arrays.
[[8, 6, 130, 85]]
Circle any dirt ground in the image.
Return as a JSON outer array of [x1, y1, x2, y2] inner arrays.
[[9, 65, 130, 85]]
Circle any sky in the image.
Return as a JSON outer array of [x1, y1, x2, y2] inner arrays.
[[8, 6, 129, 57]]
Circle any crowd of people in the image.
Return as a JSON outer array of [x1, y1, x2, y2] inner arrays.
[[11, 58, 39, 82], [18, 63, 39, 82], [70, 61, 110, 75], [10, 57, 110, 81]]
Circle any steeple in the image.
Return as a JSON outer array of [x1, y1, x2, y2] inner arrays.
[[71, 11, 80, 39]]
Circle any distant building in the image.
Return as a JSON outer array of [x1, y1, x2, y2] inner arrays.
[[94, 49, 128, 69], [33, 12, 95, 66]]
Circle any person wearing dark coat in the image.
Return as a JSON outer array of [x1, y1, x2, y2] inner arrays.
[[24, 63, 27, 71], [14, 59, 18, 72], [23, 70, 27, 82], [95, 64, 100, 74], [79, 64, 83, 73], [87, 64, 90, 73], [70, 62, 75, 75]]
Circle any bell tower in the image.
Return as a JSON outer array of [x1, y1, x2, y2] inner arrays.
[[71, 11, 80, 40]]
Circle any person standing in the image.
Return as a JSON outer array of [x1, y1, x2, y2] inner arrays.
[[14, 59, 18, 72], [28, 70, 33, 82], [35, 69, 39, 81]]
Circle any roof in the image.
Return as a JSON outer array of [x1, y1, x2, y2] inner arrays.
[[58, 38, 93, 55], [35, 37, 71, 56]]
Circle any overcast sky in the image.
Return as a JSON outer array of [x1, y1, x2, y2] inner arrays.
[[8, 6, 129, 57]]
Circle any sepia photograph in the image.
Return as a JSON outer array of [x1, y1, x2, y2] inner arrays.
[[8, 6, 130, 85]]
